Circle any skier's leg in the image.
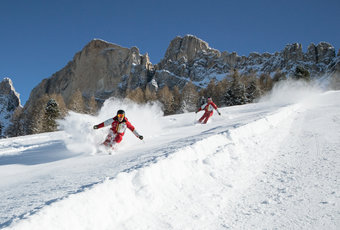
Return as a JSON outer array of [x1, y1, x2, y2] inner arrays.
[[203, 116, 209, 124], [198, 114, 205, 123], [114, 134, 123, 143], [200, 112, 208, 124], [103, 130, 114, 147], [203, 112, 213, 124], [199, 111, 209, 123], [103, 135, 112, 147], [105, 135, 120, 151]]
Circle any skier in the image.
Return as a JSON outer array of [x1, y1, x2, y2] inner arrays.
[[93, 110, 143, 148], [196, 97, 221, 124]]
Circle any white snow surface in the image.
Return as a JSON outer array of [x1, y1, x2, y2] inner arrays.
[[0, 83, 339, 229]]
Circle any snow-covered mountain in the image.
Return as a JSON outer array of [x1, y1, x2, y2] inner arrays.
[[0, 78, 21, 137], [155, 35, 339, 87], [25, 35, 340, 106], [0, 83, 339, 229], [16, 35, 339, 137]]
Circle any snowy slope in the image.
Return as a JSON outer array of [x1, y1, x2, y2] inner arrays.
[[0, 83, 339, 229]]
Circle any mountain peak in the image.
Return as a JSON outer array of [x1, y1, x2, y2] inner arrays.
[[0, 77, 21, 102], [160, 35, 220, 66], [82, 39, 122, 52], [0, 77, 21, 137]]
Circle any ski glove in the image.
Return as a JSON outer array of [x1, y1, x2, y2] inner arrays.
[[93, 125, 99, 129], [139, 135, 144, 140]]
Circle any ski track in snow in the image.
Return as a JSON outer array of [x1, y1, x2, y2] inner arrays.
[[0, 90, 339, 229]]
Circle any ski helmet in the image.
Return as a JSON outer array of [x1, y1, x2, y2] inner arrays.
[[117, 109, 125, 118]]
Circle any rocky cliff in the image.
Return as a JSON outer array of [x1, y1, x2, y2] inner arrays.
[[26, 39, 153, 108], [0, 78, 21, 137], [154, 35, 338, 89], [14, 35, 340, 135]]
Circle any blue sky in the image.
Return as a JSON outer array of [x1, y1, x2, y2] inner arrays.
[[1, 0, 339, 105]]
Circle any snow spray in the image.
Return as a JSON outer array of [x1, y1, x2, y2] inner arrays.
[[58, 98, 164, 155], [258, 79, 323, 106]]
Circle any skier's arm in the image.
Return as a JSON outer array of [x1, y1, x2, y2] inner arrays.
[[216, 109, 221, 115], [211, 102, 221, 115], [126, 121, 143, 140], [93, 118, 114, 129], [196, 103, 207, 113]]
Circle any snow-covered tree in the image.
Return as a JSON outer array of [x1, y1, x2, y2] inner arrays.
[[245, 78, 261, 103], [224, 70, 246, 106], [180, 81, 199, 112], [42, 99, 60, 132], [273, 69, 287, 83], [6, 106, 24, 137], [293, 66, 310, 81], [259, 73, 273, 93], [24, 94, 50, 134]]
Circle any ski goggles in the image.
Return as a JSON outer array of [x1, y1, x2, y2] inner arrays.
[[117, 114, 125, 118]]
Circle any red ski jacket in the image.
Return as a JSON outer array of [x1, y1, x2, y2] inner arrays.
[[96, 116, 139, 137], [198, 101, 218, 113]]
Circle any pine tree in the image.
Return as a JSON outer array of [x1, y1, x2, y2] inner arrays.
[[42, 99, 60, 132], [126, 87, 145, 104], [50, 93, 67, 116], [86, 95, 98, 115], [293, 66, 310, 81], [273, 69, 287, 83], [259, 73, 273, 93], [68, 89, 85, 113], [144, 86, 157, 102], [172, 86, 182, 114], [224, 70, 246, 106], [180, 81, 199, 112], [25, 94, 50, 134], [245, 78, 260, 103], [6, 107, 24, 137], [157, 86, 175, 115], [205, 79, 217, 100], [215, 77, 229, 106]]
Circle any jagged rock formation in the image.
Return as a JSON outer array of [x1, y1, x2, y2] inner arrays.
[[154, 35, 221, 88], [0, 78, 21, 137], [15, 35, 339, 136], [26, 39, 153, 108], [154, 36, 337, 89], [329, 54, 340, 89]]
